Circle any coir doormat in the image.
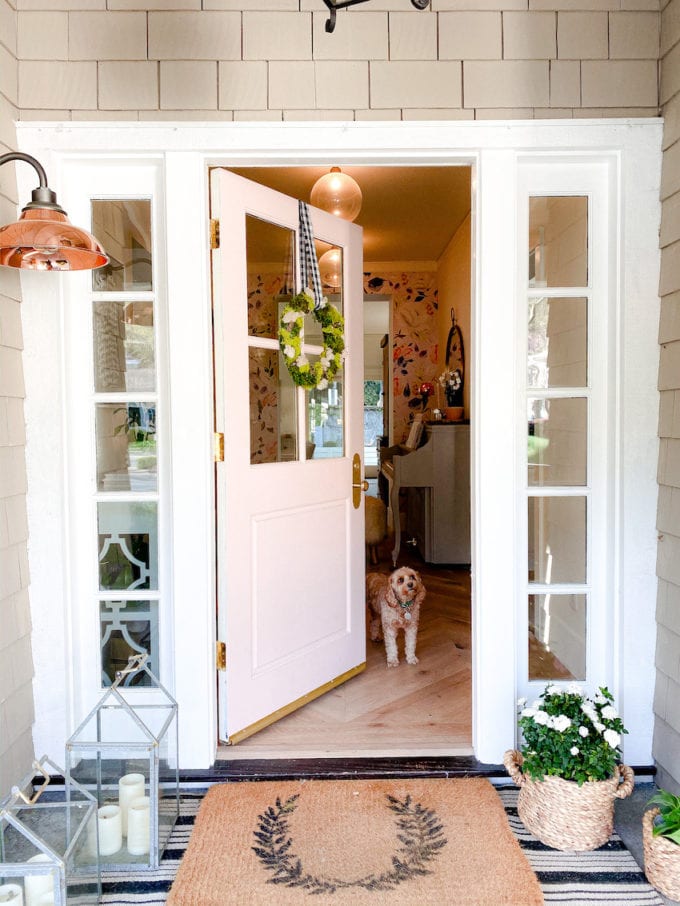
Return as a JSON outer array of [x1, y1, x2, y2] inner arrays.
[[166, 777, 543, 905]]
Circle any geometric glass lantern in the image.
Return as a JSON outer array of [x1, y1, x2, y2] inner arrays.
[[0, 755, 100, 905], [65, 655, 179, 872]]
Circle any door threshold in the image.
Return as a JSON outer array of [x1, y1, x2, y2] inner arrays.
[[216, 744, 474, 760]]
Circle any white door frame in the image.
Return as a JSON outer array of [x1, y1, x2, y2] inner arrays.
[[17, 120, 662, 768]]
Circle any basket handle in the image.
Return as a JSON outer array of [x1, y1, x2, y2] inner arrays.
[[614, 764, 635, 799], [503, 749, 526, 787]]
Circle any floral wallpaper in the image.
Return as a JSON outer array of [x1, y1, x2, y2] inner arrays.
[[364, 271, 439, 443], [247, 273, 281, 464]]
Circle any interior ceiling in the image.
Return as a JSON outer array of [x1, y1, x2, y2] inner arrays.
[[228, 165, 472, 264]]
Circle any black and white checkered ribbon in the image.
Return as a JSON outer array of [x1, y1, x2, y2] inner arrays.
[[298, 200, 323, 309]]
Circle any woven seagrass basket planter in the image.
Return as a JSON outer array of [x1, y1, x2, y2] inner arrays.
[[643, 808, 680, 900], [503, 749, 634, 851]]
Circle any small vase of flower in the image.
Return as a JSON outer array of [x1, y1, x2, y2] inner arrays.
[[438, 369, 463, 419], [504, 684, 633, 851]]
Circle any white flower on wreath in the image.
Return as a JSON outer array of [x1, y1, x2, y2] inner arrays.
[[579, 726, 589, 738], [283, 345, 296, 359], [296, 355, 309, 367], [282, 310, 300, 325], [317, 379, 329, 390], [601, 704, 618, 720], [603, 729, 621, 749], [570, 746, 580, 756], [552, 715, 572, 733]]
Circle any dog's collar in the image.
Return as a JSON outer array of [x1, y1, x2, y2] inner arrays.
[[399, 600, 414, 609]]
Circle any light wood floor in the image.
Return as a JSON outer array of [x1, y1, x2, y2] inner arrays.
[[217, 550, 472, 760]]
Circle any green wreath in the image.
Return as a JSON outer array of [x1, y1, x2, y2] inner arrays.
[[279, 290, 345, 390]]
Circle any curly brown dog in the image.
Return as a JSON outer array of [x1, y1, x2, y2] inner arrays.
[[366, 567, 426, 667]]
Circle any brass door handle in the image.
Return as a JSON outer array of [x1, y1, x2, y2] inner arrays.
[[352, 453, 368, 508]]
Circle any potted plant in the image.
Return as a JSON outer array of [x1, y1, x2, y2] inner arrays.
[[643, 788, 680, 899], [437, 369, 463, 420], [504, 684, 634, 851]]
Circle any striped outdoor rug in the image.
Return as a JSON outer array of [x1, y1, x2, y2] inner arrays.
[[100, 786, 665, 905]]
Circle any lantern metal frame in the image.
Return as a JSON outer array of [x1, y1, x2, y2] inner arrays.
[[65, 655, 179, 873], [0, 755, 100, 905]]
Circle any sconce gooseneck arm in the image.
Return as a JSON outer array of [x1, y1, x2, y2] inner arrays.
[[0, 151, 66, 214]]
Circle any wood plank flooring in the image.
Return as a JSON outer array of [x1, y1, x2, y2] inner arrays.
[[217, 548, 472, 760]]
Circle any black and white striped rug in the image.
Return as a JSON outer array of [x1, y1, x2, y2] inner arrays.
[[100, 786, 665, 905]]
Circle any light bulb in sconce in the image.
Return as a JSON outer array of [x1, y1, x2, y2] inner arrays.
[[319, 247, 342, 289], [310, 167, 362, 222]]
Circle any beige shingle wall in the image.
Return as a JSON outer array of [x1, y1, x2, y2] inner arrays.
[[656, 0, 680, 795], [13, 2, 661, 120], [0, 0, 35, 800]]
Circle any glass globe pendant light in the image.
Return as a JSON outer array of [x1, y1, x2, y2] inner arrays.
[[318, 247, 342, 289], [310, 167, 362, 222]]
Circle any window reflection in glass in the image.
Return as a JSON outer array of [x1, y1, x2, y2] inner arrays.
[[528, 397, 587, 488], [100, 600, 158, 687], [527, 297, 587, 389], [529, 196, 588, 288], [96, 402, 157, 492], [307, 373, 344, 460], [91, 199, 152, 292], [98, 501, 158, 590], [529, 593, 586, 681], [528, 496, 586, 584], [93, 301, 155, 393], [249, 348, 297, 464]]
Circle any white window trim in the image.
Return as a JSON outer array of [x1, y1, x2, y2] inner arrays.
[[18, 120, 661, 768]]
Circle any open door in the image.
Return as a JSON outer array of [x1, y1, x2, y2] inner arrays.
[[210, 169, 366, 744]]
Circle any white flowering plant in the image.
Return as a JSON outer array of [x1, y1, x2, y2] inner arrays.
[[517, 684, 628, 785]]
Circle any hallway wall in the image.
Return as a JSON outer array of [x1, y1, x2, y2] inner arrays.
[[0, 0, 35, 799], [15, 4, 660, 122]]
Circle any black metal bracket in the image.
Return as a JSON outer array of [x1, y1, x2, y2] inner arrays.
[[0, 150, 65, 213], [323, 0, 428, 32]]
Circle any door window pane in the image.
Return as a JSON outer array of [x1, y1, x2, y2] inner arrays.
[[100, 600, 158, 687], [528, 397, 587, 487], [528, 496, 586, 584], [529, 196, 588, 287], [307, 373, 344, 460], [528, 297, 587, 389], [91, 199, 152, 292], [93, 301, 155, 393], [529, 593, 586, 681], [96, 402, 157, 491], [249, 348, 297, 464], [98, 502, 158, 591], [246, 215, 295, 339]]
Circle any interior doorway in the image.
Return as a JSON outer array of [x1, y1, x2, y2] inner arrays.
[[216, 164, 474, 759]]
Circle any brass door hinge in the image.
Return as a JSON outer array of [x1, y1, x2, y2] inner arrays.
[[210, 218, 220, 250], [216, 641, 227, 671], [214, 432, 224, 462]]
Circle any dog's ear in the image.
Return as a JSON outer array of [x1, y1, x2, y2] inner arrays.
[[385, 575, 400, 608], [414, 574, 426, 606]]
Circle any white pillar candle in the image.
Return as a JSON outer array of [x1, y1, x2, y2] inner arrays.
[[23, 855, 53, 906], [118, 773, 145, 836], [0, 884, 24, 905], [126, 796, 151, 856], [98, 804, 123, 856]]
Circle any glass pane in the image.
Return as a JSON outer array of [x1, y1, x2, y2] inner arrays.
[[100, 600, 159, 686], [528, 496, 586, 584], [98, 502, 158, 591], [93, 301, 155, 393], [529, 593, 586, 681], [96, 402, 157, 491], [528, 397, 587, 487], [307, 371, 344, 460], [249, 347, 297, 464], [246, 215, 295, 339], [91, 199, 152, 292], [527, 297, 587, 389], [316, 240, 344, 308], [529, 196, 588, 287]]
